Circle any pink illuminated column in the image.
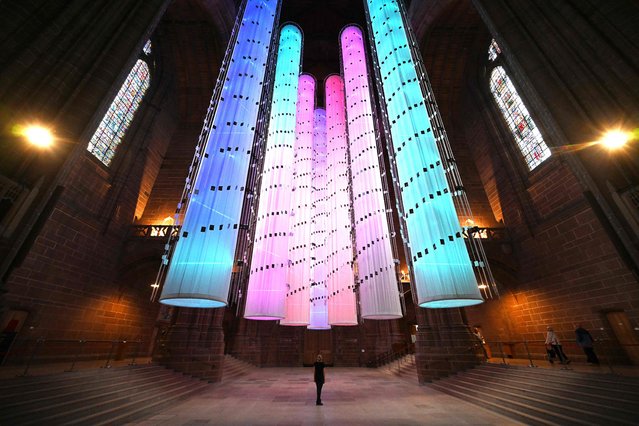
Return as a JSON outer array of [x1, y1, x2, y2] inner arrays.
[[325, 75, 357, 326], [309, 108, 330, 330], [340, 25, 402, 319], [281, 74, 316, 326]]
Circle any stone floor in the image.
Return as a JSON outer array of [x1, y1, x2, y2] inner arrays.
[[127, 367, 520, 426]]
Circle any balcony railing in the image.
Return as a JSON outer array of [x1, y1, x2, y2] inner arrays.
[[463, 226, 510, 241], [129, 225, 180, 239]]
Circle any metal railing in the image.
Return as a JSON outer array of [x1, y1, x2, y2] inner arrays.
[[129, 225, 180, 239], [482, 339, 639, 375], [2, 338, 144, 377], [372, 343, 415, 368]]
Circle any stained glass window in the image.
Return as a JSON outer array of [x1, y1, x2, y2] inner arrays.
[[143, 40, 152, 55], [87, 59, 150, 166], [488, 39, 501, 61], [489, 66, 551, 170]]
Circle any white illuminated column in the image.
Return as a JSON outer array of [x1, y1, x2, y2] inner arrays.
[[309, 108, 330, 330], [281, 74, 316, 326], [325, 75, 358, 326], [245, 24, 303, 319], [340, 26, 402, 319], [364, 0, 483, 308], [160, 0, 280, 308]]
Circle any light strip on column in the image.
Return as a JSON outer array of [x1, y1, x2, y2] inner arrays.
[[309, 108, 330, 330], [160, 0, 280, 308], [340, 25, 402, 319], [244, 23, 303, 320], [325, 75, 358, 326], [281, 74, 316, 326], [364, 0, 483, 308]]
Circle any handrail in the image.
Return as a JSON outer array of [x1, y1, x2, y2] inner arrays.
[[2, 338, 144, 377], [482, 338, 639, 375]]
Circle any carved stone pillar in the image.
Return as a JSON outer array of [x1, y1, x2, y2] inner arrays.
[[155, 307, 225, 382], [415, 308, 481, 383]]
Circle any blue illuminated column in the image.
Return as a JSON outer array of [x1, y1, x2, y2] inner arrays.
[[325, 75, 357, 326], [281, 74, 316, 326], [340, 26, 402, 320], [160, 0, 280, 308], [309, 108, 330, 330], [364, 0, 483, 308], [244, 24, 303, 320]]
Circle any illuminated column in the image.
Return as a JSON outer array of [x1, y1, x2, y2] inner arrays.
[[160, 0, 280, 308], [325, 75, 357, 326], [245, 24, 303, 319], [281, 74, 316, 326], [364, 0, 483, 308], [340, 26, 402, 320], [309, 108, 330, 330]]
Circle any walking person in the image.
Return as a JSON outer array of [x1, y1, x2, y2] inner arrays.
[[472, 327, 488, 359], [575, 324, 600, 365], [545, 326, 570, 364], [314, 354, 325, 406]]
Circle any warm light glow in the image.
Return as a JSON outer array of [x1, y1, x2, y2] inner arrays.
[[23, 125, 54, 148], [599, 130, 631, 150], [161, 216, 174, 226], [151, 283, 159, 288]]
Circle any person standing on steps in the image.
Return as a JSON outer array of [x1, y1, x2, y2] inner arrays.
[[314, 354, 325, 406], [545, 326, 570, 364], [575, 324, 600, 365]]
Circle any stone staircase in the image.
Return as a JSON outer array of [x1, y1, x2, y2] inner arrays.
[[0, 364, 210, 425], [222, 354, 254, 382], [428, 363, 639, 425], [380, 353, 418, 383]]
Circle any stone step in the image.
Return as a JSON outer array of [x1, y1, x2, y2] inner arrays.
[[465, 368, 639, 405], [15, 372, 203, 425], [482, 364, 639, 399], [456, 372, 638, 419], [0, 366, 171, 406], [430, 380, 570, 426], [429, 364, 639, 425], [0, 368, 177, 412], [1, 367, 194, 423], [0, 364, 158, 392]]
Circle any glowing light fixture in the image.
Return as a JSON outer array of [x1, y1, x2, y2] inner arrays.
[[158, 0, 281, 308], [364, 1, 484, 308], [245, 24, 303, 320], [340, 25, 402, 319], [308, 108, 330, 330], [22, 125, 54, 148], [325, 75, 357, 326], [599, 130, 631, 150], [282, 74, 316, 326]]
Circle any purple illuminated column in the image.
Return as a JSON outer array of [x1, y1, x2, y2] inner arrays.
[[340, 25, 402, 319], [281, 74, 316, 326], [245, 24, 303, 320], [325, 75, 358, 326], [309, 108, 330, 330]]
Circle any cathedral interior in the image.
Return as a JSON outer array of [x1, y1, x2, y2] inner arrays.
[[1, 0, 639, 424]]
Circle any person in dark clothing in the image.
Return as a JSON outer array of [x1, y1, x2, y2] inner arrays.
[[314, 354, 325, 405], [575, 325, 599, 365]]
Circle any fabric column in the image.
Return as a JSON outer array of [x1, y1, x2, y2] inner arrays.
[[308, 108, 330, 330], [325, 75, 358, 326], [364, 0, 483, 308], [281, 74, 316, 326], [244, 24, 303, 319], [340, 25, 402, 319], [160, 0, 280, 308]]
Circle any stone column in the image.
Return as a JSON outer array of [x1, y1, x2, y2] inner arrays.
[[415, 308, 481, 383]]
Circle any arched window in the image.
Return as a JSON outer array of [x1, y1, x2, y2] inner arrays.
[[87, 42, 151, 166], [488, 41, 551, 171]]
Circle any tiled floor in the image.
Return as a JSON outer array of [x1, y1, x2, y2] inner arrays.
[[128, 367, 520, 425]]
